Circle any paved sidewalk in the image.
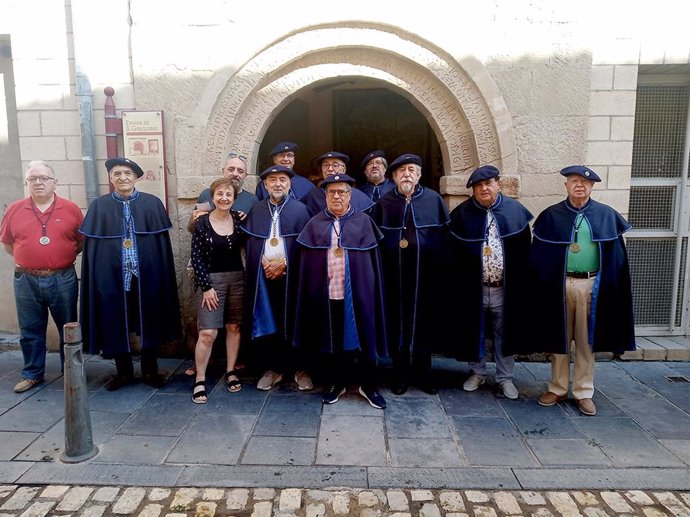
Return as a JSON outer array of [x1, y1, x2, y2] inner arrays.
[[0, 350, 690, 491]]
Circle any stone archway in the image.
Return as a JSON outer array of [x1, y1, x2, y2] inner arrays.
[[178, 23, 517, 202]]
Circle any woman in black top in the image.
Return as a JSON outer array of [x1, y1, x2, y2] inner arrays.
[[190, 178, 245, 403]]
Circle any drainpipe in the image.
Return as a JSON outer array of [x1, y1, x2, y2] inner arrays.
[[76, 72, 99, 206]]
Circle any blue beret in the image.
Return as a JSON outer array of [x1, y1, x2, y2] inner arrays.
[[387, 153, 422, 175], [466, 165, 500, 188], [560, 165, 601, 182], [360, 150, 387, 170], [105, 157, 144, 178], [316, 151, 350, 167], [259, 165, 295, 180], [319, 173, 356, 188], [269, 141, 298, 156]]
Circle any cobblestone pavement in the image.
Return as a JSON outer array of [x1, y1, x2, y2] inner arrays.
[[1, 485, 690, 517]]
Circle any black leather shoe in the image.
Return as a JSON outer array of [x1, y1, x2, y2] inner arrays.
[[106, 374, 135, 391], [391, 382, 408, 395], [418, 382, 438, 395], [142, 373, 166, 389]]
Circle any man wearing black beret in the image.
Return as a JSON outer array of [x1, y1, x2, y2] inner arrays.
[[370, 153, 450, 395], [242, 165, 312, 391], [358, 150, 394, 202], [300, 151, 374, 216], [255, 142, 315, 201], [80, 157, 181, 390], [449, 165, 533, 399], [531, 165, 635, 416]]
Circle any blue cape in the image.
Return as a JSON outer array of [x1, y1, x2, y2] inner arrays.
[[529, 198, 635, 353], [449, 194, 533, 359], [293, 208, 387, 362], [79, 191, 181, 355]]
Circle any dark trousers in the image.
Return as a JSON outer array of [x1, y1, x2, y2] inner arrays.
[[322, 300, 377, 391]]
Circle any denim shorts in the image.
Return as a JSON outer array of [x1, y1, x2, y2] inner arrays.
[[197, 271, 244, 329]]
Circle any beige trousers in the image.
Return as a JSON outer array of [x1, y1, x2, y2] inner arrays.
[[548, 276, 595, 400]]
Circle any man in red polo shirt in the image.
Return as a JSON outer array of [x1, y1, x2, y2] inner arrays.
[[1, 160, 84, 393]]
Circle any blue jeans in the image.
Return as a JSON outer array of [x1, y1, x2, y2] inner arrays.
[[469, 285, 514, 383], [14, 267, 78, 380]]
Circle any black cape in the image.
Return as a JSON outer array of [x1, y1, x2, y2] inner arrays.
[[529, 198, 635, 354], [79, 191, 181, 355], [301, 187, 374, 216], [293, 208, 388, 362], [449, 194, 533, 360], [241, 197, 311, 340], [369, 186, 450, 359]]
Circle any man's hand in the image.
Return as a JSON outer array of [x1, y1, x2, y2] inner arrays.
[[262, 257, 287, 280]]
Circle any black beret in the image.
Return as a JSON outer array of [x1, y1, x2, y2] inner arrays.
[[105, 157, 144, 178], [259, 165, 295, 180], [319, 174, 356, 188], [386, 153, 422, 175], [560, 165, 601, 182], [466, 165, 500, 188], [269, 141, 298, 156], [316, 151, 350, 167], [360, 150, 386, 170]]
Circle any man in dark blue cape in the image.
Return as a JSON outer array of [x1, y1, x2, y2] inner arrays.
[[449, 165, 532, 399], [241, 165, 312, 391], [300, 151, 374, 216], [369, 153, 449, 395], [80, 157, 181, 390], [294, 174, 388, 409], [358, 150, 395, 202], [531, 165, 635, 416], [255, 142, 315, 201]]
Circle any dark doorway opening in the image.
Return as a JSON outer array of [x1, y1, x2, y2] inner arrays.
[[259, 83, 443, 192]]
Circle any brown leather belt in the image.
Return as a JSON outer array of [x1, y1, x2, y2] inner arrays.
[[15, 266, 72, 277], [566, 271, 598, 279], [483, 280, 503, 287]]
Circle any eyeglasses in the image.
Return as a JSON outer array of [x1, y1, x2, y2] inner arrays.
[[277, 152, 295, 159], [326, 189, 352, 197], [226, 152, 248, 162], [322, 162, 345, 170], [26, 176, 55, 183]]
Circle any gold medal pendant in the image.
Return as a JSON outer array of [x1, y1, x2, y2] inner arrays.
[[570, 243, 581, 253], [483, 245, 492, 256], [334, 247, 344, 258], [123, 238, 134, 249], [269, 237, 279, 247], [399, 238, 409, 249], [39, 236, 51, 246]]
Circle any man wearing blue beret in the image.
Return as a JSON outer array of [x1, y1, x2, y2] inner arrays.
[[358, 150, 395, 202], [300, 151, 375, 216], [449, 165, 533, 399], [531, 165, 635, 415], [255, 142, 315, 201], [370, 153, 450, 395]]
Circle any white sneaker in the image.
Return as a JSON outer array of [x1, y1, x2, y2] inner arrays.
[[463, 374, 485, 392], [257, 370, 283, 390], [294, 370, 314, 391], [499, 380, 519, 400]]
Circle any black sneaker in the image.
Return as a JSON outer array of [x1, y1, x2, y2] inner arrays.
[[322, 385, 346, 404], [358, 386, 387, 409]]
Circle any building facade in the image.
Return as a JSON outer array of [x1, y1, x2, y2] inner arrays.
[[1, 0, 689, 349]]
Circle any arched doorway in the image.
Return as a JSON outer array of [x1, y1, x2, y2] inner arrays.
[[259, 80, 443, 191]]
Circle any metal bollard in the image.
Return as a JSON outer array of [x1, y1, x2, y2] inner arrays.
[[60, 322, 98, 463]]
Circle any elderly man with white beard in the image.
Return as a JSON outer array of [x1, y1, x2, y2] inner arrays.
[[370, 154, 450, 396], [241, 165, 312, 391]]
